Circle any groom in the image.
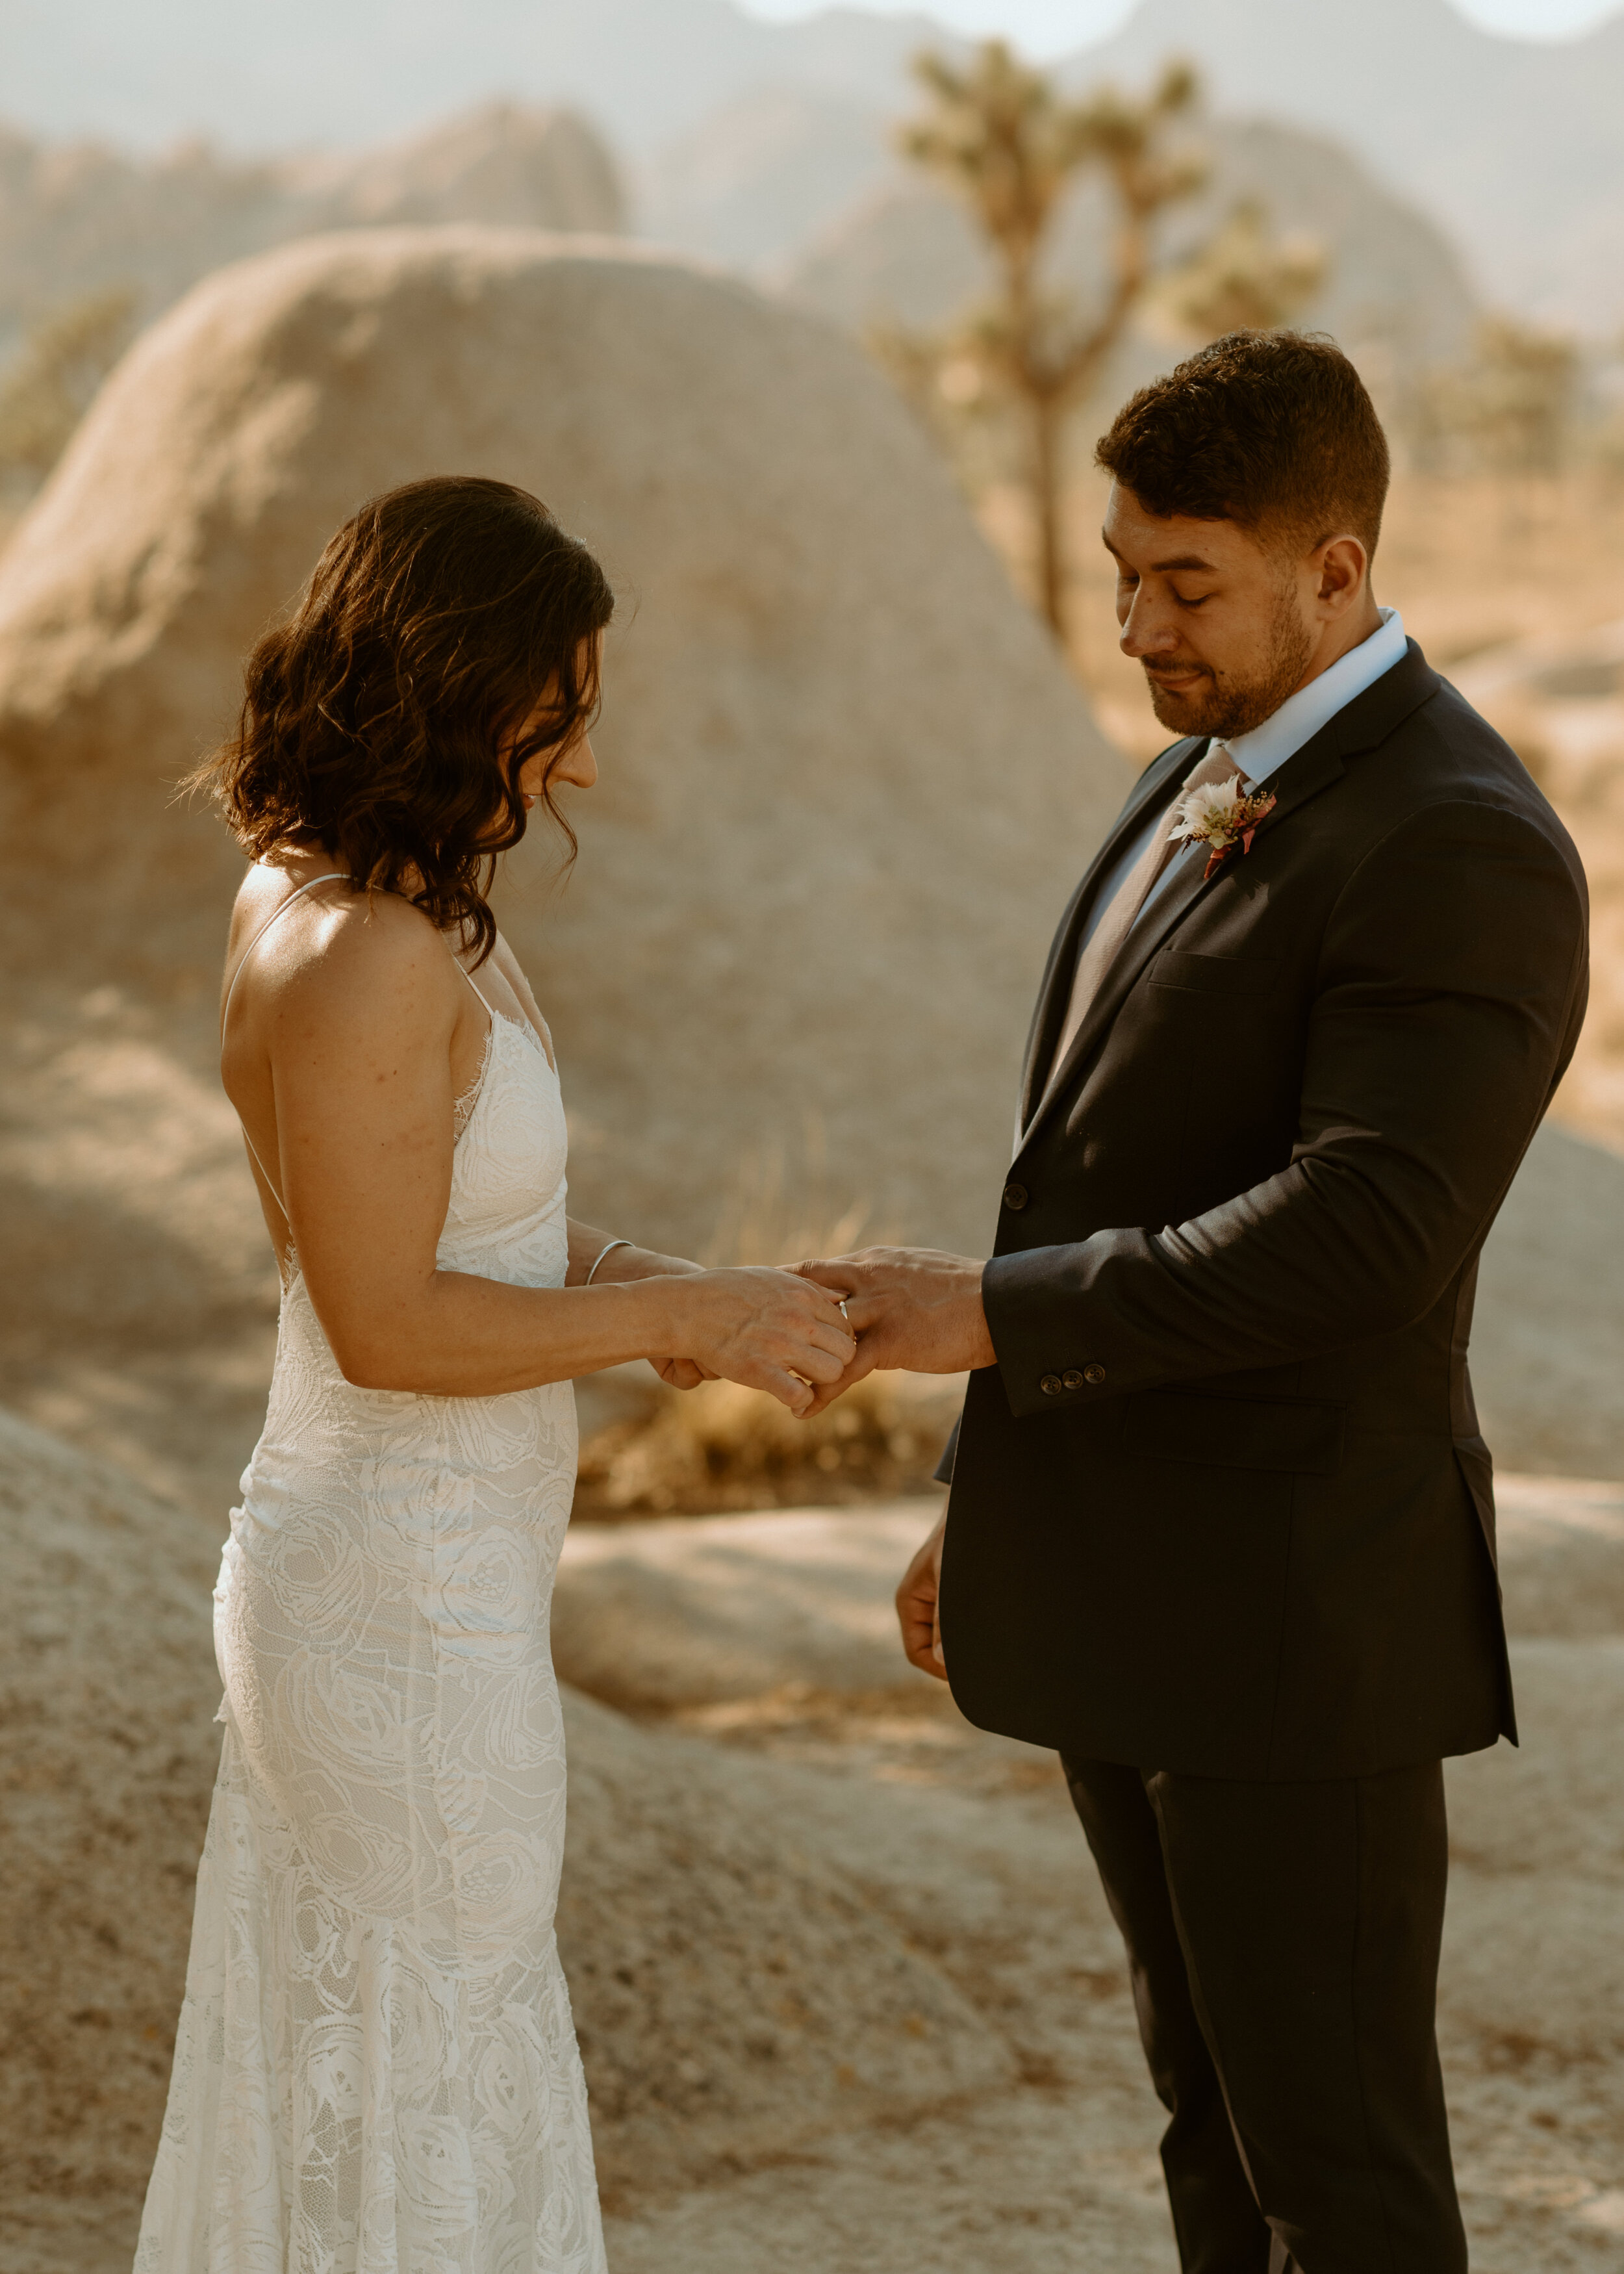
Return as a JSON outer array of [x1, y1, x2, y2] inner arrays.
[[802, 333, 1588, 2273]]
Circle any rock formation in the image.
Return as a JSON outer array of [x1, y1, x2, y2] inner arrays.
[[0, 107, 625, 364], [0, 227, 1123, 1260]]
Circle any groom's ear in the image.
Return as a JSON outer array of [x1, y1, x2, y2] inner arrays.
[[1312, 534, 1370, 617]]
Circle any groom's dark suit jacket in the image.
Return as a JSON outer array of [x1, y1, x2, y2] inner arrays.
[[939, 640, 1589, 1780]]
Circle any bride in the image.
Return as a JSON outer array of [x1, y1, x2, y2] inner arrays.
[[134, 474, 854, 2273]]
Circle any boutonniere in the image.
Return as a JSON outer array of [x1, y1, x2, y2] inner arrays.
[[1168, 775, 1278, 879]]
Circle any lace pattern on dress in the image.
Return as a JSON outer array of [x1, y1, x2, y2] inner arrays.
[[135, 1006, 603, 2274], [452, 1016, 495, 1140]]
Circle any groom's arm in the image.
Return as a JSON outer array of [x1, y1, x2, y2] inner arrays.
[[983, 796, 1587, 1416]]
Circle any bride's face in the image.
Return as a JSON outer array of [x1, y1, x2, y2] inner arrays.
[[511, 636, 602, 813]]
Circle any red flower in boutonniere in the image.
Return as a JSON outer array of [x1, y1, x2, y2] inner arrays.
[[1168, 775, 1278, 879]]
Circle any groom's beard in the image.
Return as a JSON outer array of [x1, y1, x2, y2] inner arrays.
[[1143, 589, 1315, 742]]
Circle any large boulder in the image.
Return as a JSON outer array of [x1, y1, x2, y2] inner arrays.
[[0, 227, 1123, 1261]]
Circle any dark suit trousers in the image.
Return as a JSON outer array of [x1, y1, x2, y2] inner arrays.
[[1061, 1755, 1467, 2274]]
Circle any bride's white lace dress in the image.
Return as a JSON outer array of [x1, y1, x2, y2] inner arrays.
[[135, 977, 607, 2274]]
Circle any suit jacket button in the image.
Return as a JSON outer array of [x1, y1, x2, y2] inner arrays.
[[1039, 1372, 1062, 1396], [1061, 1370, 1084, 1390], [1083, 1362, 1107, 1385], [1004, 1182, 1029, 1211]]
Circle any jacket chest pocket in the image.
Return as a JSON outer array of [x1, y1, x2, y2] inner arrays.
[[1148, 950, 1280, 997]]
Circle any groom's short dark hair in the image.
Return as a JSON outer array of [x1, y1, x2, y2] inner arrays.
[[1095, 331, 1390, 558]]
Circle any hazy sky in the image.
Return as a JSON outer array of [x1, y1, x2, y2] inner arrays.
[[741, 0, 1622, 55]]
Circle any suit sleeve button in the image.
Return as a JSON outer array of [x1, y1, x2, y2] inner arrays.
[[1083, 1362, 1107, 1385], [1003, 1182, 1029, 1211], [1061, 1370, 1084, 1390], [1039, 1373, 1062, 1396]]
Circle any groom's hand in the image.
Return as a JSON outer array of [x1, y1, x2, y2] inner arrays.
[[789, 1245, 995, 1416], [896, 1511, 948, 1681]]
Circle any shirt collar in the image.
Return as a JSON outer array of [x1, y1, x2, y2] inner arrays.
[[1221, 607, 1408, 788]]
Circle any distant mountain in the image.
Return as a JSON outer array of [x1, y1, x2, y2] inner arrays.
[[635, 0, 1624, 327], [641, 90, 893, 275], [0, 0, 1620, 324], [0, 104, 623, 355], [1064, 0, 1624, 325]]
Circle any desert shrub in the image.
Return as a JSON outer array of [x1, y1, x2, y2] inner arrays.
[[574, 1148, 959, 1517], [575, 1369, 959, 1516], [0, 288, 137, 492]]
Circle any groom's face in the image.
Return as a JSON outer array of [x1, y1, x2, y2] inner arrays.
[[1104, 485, 1319, 741]]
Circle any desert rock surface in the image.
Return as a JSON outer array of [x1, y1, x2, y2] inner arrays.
[[0, 225, 1123, 1263], [3, 1411, 1621, 2273]]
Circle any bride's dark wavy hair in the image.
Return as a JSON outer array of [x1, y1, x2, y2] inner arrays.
[[192, 475, 615, 965]]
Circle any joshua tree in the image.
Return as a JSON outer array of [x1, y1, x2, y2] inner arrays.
[[1156, 199, 1326, 343], [1464, 316, 1578, 480], [899, 44, 1205, 642]]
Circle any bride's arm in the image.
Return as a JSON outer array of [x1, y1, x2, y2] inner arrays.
[[563, 1220, 717, 1388], [563, 1219, 703, 1288], [255, 903, 850, 1408]]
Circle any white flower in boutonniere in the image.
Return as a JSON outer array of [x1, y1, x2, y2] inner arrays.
[[1168, 774, 1278, 880]]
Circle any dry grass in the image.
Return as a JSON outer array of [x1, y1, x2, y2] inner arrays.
[[574, 1145, 961, 1517], [575, 1369, 960, 1517]]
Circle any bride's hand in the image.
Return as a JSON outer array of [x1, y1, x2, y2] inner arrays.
[[653, 1356, 716, 1391], [652, 1267, 856, 1416]]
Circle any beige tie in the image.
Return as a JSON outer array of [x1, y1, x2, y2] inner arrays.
[[1038, 741, 1249, 1106]]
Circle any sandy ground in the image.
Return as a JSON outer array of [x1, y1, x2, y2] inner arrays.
[[567, 1488, 1624, 2274], [2, 1445, 1621, 2274]]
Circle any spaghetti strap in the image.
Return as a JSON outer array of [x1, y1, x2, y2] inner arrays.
[[450, 953, 494, 1017], [221, 871, 348, 1226], [221, 872, 349, 1040]]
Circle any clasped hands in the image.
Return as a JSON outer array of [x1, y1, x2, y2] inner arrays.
[[787, 1244, 995, 1414], [793, 1244, 993, 1690], [657, 1245, 993, 1686], [652, 1244, 994, 1409]]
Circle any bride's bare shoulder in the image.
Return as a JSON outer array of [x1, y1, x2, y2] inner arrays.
[[230, 867, 461, 1034]]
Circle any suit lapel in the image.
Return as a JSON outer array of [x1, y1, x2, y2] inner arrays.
[[1017, 643, 1442, 1155], [1018, 737, 1203, 1126]]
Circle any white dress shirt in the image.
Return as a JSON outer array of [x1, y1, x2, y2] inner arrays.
[[1079, 606, 1409, 951], [1022, 608, 1411, 1147]]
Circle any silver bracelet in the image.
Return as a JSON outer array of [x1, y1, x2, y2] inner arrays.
[[584, 1238, 633, 1286]]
